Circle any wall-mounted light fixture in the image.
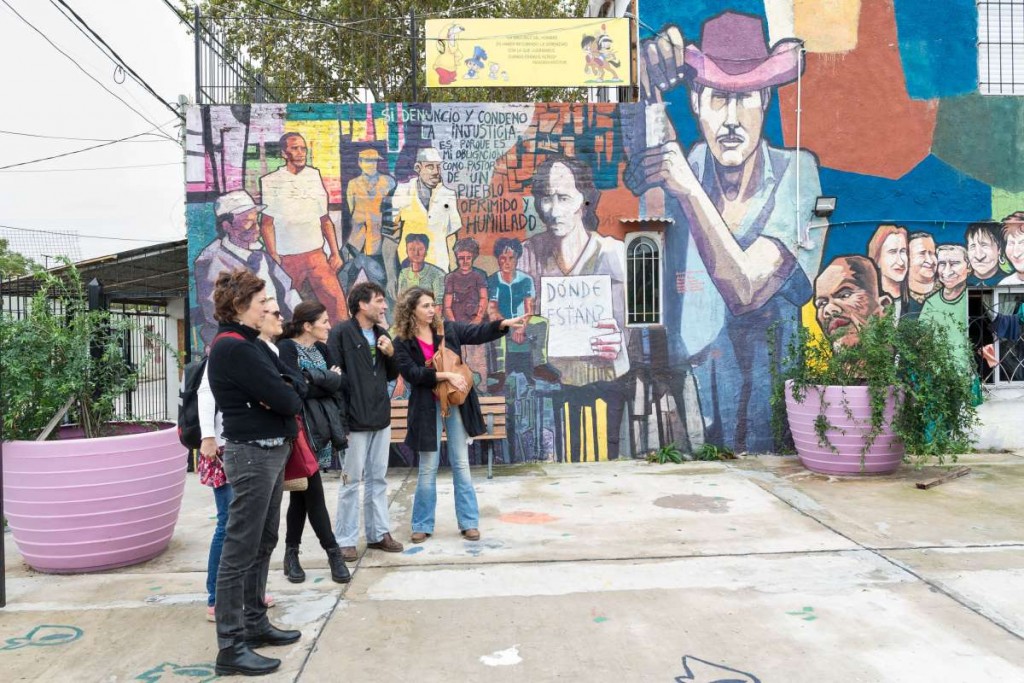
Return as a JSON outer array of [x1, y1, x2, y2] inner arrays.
[[814, 196, 837, 218]]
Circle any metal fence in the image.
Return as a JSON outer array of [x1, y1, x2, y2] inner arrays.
[[1, 279, 169, 424]]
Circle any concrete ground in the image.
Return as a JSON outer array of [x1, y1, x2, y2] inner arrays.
[[3, 452, 1024, 682]]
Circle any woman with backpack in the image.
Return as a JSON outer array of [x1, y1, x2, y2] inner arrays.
[[390, 286, 524, 544], [276, 300, 351, 584]]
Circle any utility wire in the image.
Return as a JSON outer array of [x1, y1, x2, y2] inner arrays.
[[0, 224, 173, 243], [0, 161, 182, 174], [0, 121, 179, 171], [0, 0, 177, 139], [249, 0, 407, 38], [0, 129, 172, 142], [51, 0, 184, 122]]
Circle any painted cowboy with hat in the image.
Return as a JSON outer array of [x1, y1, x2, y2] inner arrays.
[[626, 11, 828, 453]]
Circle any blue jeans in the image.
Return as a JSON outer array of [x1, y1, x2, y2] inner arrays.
[[412, 408, 478, 534], [207, 483, 234, 606], [334, 427, 393, 546]]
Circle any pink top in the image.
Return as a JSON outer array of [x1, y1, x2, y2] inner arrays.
[[417, 337, 435, 362]]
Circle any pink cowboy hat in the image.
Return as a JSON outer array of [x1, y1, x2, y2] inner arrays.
[[684, 12, 804, 92]]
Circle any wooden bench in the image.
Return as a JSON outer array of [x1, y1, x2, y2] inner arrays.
[[390, 396, 508, 479]]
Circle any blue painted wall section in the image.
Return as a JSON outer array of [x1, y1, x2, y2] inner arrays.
[[893, 0, 978, 100]]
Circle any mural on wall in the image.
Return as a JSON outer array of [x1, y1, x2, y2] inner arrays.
[[186, 4, 1023, 461]]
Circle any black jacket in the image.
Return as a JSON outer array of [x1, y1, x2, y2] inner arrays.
[[327, 319, 399, 432], [277, 338, 349, 452], [392, 320, 507, 451], [208, 321, 302, 442]]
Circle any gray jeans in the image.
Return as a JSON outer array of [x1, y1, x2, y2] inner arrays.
[[334, 427, 392, 546], [215, 440, 290, 649]]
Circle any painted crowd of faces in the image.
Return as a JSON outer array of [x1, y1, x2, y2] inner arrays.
[[813, 214, 1024, 349]]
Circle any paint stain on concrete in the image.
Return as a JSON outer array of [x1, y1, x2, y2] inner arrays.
[[480, 645, 522, 667], [313, 577, 324, 583], [654, 494, 731, 513], [404, 546, 425, 555], [499, 511, 559, 525], [0, 625, 83, 651], [135, 661, 217, 681], [786, 606, 817, 621]]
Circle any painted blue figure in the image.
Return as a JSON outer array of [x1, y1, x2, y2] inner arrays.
[[628, 13, 827, 452], [464, 46, 488, 79]]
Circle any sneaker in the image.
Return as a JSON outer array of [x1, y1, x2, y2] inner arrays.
[[264, 594, 275, 608], [366, 532, 404, 553], [206, 605, 216, 622]]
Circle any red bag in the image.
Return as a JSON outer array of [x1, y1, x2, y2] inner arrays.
[[284, 415, 319, 489]]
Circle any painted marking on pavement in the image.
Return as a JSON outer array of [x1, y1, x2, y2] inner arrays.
[[480, 645, 522, 667]]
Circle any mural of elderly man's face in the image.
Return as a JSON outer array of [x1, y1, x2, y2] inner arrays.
[[537, 162, 586, 238], [690, 87, 768, 169], [223, 209, 260, 247], [936, 246, 970, 296], [814, 257, 889, 348], [415, 161, 441, 189], [967, 230, 1001, 279], [908, 235, 937, 292]]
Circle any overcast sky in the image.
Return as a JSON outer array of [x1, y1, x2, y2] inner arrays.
[[1, 0, 192, 262]]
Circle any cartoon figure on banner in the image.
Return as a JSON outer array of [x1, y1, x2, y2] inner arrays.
[[629, 12, 827, 452], [464, 46, 488, 79], [387, 146, 462, 272], [521, 155, 629, 460], [346, 148, 395, 262], [814, 255, 891, 349], [444, 238, 489, 390], [582, 27, 621, 82], [193, 190, 301, 347], [488, 63, 501, 80], [488, 237, 557, 393], [259, 132, 349, 322], [433, 23, 465, 85], [964, 221, 1009, 287], [1000, 212, 1024, 286]]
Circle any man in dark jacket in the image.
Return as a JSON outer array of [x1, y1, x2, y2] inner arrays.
[[328, 281, 404, 560]]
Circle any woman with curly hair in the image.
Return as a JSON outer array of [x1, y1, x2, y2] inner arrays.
[[391, 286, 525, 543]]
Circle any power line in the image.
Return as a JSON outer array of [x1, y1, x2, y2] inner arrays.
[[0, 121, 180, 171], [0, 223, 173, 243], [0, 129, 173, 142], [51, 0, 184, 122], [0, 0, 177, 139], [249, 0, 407, 38], [0, 161, 182, 174]]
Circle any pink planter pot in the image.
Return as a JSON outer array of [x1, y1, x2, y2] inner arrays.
[[785, 380, 905, 475], [2, 423, 187, 573]]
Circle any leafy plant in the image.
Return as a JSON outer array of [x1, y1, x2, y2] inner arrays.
[[769, 311, 979, 466], [693, 443, 734, 461], [647, 442, 684, 464], [1, 263, 146, 441]]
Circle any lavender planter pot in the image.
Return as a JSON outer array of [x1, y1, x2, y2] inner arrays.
[[2, 423, 187, 573], [785, 380, 905, 475]]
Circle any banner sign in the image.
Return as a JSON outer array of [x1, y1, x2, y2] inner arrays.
[[425, 18, 632, 88]]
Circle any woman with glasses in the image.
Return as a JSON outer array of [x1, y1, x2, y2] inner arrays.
[[276, 300, 351, 584]]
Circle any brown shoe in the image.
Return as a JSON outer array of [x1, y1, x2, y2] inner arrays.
[[340, 546, 358, 563], [367, 532, 404, 553], [461, 528, 481, 541], [410, 532, 430, 544]]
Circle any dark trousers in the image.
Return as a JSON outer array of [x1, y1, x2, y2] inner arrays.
[[215, 441, 289, 649], [285, 471, 338, 549]]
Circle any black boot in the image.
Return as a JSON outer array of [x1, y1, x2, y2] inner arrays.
[[283, 544, 305, 583], [326, 547, 352, 584], [215, 642, 280, 676]]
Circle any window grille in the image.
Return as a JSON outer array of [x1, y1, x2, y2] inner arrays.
[[969, 288, 1024, 388], [979, 0, 1024, 95], [626, 235, 661, 325]]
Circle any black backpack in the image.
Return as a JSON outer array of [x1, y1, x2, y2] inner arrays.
[[177, 331, 243, 449]]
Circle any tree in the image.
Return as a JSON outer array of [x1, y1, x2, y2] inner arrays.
[[192, 0, 590, 103], [0, 238, 34, 278]]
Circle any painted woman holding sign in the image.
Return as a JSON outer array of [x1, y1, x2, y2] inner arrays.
[[391, 286, 525, 544], [520, 155, 630, 460]]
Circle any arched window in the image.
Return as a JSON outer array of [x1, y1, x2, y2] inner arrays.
[[626, 235, 661, 325], [597, 2, 614, 18]]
